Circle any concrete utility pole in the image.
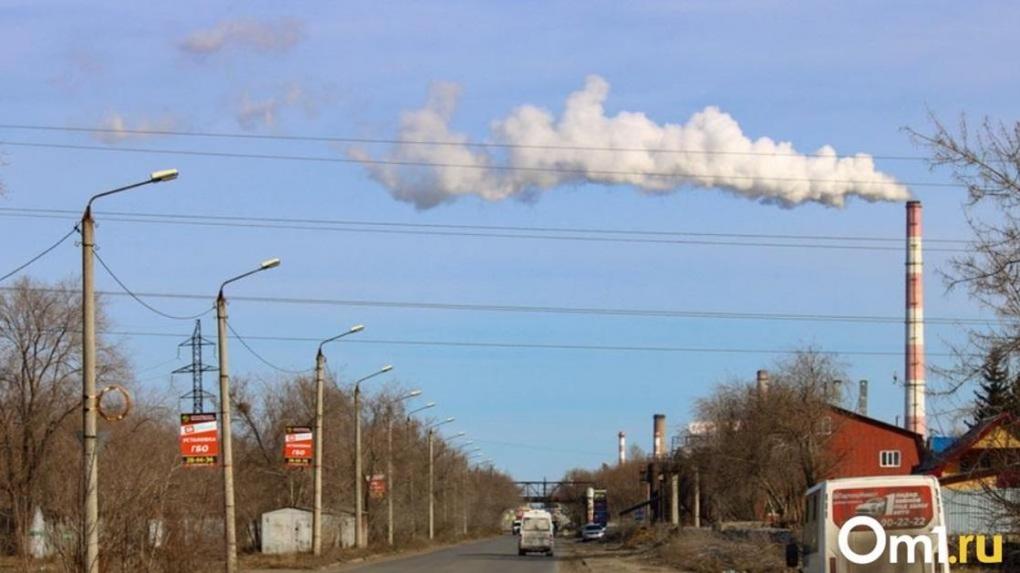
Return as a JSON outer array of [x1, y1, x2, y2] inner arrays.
[[387, 390, 421, 546], [81, 169, 178, 573], [426, 417, 454, 540], [216, 258, 281, 573], [405, 403, 435, 539], [313, 325, 365, 556], [354, 365, 394, 549], [428, 429, 434, 540]]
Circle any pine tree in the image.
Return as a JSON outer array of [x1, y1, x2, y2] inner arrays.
[[972, 345, 1013, 425]]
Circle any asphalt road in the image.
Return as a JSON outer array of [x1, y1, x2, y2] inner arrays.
[[343, 536, 561, 573]]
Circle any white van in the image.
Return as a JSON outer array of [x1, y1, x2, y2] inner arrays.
[[518, 509, 555, 556], [789, 475, 951, 573]]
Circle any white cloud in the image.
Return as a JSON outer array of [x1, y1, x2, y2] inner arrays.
[[91, 113, 181, 144], [234, 84, 320, 130], [350, 76, 911, 210], [180, 18, 304, 56]]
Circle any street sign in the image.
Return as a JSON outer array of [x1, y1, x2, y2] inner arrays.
[[368, 473, 386, 499], [284, 425, 313, 468], [180, 413, 218, 466]]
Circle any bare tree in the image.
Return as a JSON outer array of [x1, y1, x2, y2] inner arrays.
[[0, 277, 125, 557], [908, 117, 1020, 387], [693, 349, 846, 526]]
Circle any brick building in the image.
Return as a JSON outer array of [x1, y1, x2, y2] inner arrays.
[[823, 406, 925, 478]]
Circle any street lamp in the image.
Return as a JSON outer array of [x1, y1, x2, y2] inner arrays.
[[387, 389, 421, 546], [404, 401, 434, 539], [354, 364, 394, 549], [462, 451, 482, 535], [312, 324, 364, 556], [81, 169, 178, 573], [216, 257, 280, 573], [427, 417, 455, 540]]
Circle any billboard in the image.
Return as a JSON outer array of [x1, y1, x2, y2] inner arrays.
[[368, 474, 386, 499], [284, 426, 313, 468], [593, 489, 609, 526], [831, 485, 934, 531], [180, 413, 218, 466]]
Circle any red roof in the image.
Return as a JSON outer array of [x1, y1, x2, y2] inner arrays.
[[916, 412, 1016, 476]]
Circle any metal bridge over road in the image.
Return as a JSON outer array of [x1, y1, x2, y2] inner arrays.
[[514, 480, 593, 503]]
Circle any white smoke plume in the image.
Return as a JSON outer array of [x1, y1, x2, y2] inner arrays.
[[350, 76, 910, 209]]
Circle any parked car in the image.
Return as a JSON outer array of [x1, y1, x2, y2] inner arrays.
[[580, 523, 606, 542]]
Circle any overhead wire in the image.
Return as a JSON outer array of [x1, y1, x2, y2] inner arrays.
[[99, 328, 977, 358], [0, 284, 1001, 326], [224, 320, 313, 374], [0, 225, 78, 283], [0, 205, 971, 243], [0, 140, 962, 189], [93, 250, 214, 320], [0, 122, 932, 161], [0, 208, 970, 252]]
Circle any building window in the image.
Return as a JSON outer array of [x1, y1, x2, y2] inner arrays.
[[819, 416, 833, 436], [880, 450, 902, 468]]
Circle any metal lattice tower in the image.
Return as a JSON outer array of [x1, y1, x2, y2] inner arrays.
[[174, 319, 217, 413]]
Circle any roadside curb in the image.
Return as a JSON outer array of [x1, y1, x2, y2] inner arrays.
[[243, 535, 501, 573]]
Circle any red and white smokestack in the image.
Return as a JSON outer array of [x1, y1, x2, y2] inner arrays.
[[905, 200, 926, 436], [618, 431, 626, 465]]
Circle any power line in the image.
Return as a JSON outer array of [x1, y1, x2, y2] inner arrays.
[[102, 328, 975, 358], [0, 122, 931, 162], [0, 140, 961, 189], [0, 225, 78, 283], [0, 285, 1000, 326], [93, 250, 213, 320], [0, 210, 968, 253], [225, 320, 312, 374], [0, 206, 972, 244]]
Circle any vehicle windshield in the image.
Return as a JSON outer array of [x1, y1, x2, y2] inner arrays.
[[584, 525, 602, 531], [523, 517, 551, 531]]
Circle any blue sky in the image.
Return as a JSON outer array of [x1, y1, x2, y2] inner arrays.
[[1, 1, 1018, 480]]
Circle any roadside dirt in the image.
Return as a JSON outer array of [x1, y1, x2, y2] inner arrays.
[[561, 539, 682, 573]]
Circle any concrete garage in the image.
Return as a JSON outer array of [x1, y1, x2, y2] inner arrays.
[[260, 507, 355, 554]]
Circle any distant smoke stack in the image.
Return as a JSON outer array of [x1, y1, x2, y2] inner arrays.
[[858, 380, 869, 416], [905, 201, 926, 435], [618, 432, 626, 464], [756, 369, 769, 395], [653, 414, 666, 459]]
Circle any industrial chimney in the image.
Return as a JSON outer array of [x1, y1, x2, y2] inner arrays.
[[905, 201, 926, 436], [858, 380, 869, 416], [653, 414, 666, 459], [618, 432, 626, 464], [756, 369, 769, 395]]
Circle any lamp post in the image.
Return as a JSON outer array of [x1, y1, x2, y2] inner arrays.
[[405, 402, 434, 538], [313, 325, 365, 556], [427, 417, 455, 540], [81, 169, 178, 573], [217, 257, 281, 573], [388, 389, 421, 546], [354, 365, 394, 549], [463, 450, 483, 535]]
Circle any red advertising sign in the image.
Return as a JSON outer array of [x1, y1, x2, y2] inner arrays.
[[180, 413, 218, 466], [284, 426, 313, 468], [831, 486, 934, 530], [368, 474, 386, 499]]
